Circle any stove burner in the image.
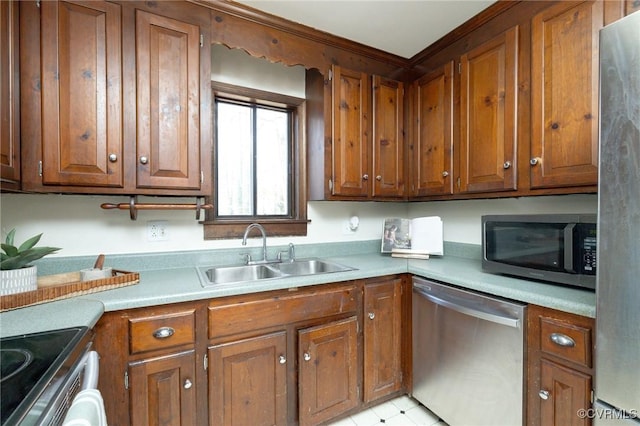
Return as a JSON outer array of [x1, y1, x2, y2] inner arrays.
[[0, 349, 33, 383]]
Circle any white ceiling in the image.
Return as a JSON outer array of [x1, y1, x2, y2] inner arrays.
[[234, 0, 497, 59]]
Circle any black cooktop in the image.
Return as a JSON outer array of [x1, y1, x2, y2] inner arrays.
[[0, 326, 91, 425]]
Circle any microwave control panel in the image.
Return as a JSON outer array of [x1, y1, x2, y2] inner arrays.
[[580, 224, 597, 274]]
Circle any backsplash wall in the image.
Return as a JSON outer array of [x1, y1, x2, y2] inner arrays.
[[0, 193, 596, 257]]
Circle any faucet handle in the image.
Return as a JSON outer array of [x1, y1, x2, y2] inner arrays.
[[239, 253, 252, 264], [288, 243, 295, 262]]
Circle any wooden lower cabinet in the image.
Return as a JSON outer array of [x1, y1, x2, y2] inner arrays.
[[96, 278, 408, 425], [527, 304, 595, 426], [129, 350, 197, 426], [298, 316, 359, 426], [208, 331, 288, 426], [363, 277, 403, 402]]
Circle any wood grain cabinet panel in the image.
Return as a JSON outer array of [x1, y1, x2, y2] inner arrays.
[[208, 332, 288, 426], [363, 277, 403, 403], [0, 0, 20, 188], [298, 316, 359, 426], [530, 1, 602, 189], [372, 76, 405, 198], [459, 25, 518, 194], [331, 65, 371, 197], [135, 9, 202, 190], [40, 0, 123, 187], [129, 350, 197, 426], [410, 61, 454, 197], [527, 304, 595, 426]]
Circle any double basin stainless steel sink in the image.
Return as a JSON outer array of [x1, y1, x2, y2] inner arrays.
[[196, 258, 356, 287]]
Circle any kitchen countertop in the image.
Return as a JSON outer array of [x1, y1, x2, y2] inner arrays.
[[0, 247, 596, 338]]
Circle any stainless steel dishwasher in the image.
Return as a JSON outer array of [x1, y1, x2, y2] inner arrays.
[[412, 277, 526, 426]]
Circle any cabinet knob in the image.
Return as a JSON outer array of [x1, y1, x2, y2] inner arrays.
[[362, 174, 369, 181], [139, 156, 149, 165], [550, 332, 576, 347], [538, 390, 550, 400], [279, 355, 287, 365], [530, 157, 540, 166], [503, 161, 511, 169], [376, 175, 382, 181], [442, 171, 449, 178], [109, 153, 118, 162], [303, 352, 311, 362], [183, 379, 192, 389], [368, 312, 375, 320], [152, 326, 175, 339]]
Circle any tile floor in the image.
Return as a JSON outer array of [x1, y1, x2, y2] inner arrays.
[[328, 396, 448, 426]]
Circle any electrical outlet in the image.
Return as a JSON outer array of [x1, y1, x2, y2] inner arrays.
[[147, 221, 169, 241]]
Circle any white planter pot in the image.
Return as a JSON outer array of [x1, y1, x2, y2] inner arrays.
[[1, 265, 38, 296]]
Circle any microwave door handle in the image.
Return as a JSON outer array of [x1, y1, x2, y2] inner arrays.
[[564, 223, 576, 273]]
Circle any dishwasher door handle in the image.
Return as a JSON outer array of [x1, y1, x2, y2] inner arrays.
[[414, 287, 521, 328]]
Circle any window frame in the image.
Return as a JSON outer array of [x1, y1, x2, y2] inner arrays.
[[203, 81, 308, 239]]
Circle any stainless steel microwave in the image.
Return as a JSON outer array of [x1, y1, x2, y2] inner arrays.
[[482, 214, 596, 290]]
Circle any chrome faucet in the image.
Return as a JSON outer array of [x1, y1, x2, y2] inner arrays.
[[242, 223, 268, 263]]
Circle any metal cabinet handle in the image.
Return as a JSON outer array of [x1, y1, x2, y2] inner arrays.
[[503, 161, 511, 169], [183, 379, 192, 389], [530, 157, 540, 166], [368, 312, 375, 320], [376, 175, 382, 181], [139, 156, 149, 165], [550, 332, 576, 347], [362, 174, 369, 181], [109, 153, 118, 162], [152, 327, 175, 339], [442, 171, 449, 177], [279, 355, 286, 365], [303, 352, 311, 361], [539, 390, 550, 400]]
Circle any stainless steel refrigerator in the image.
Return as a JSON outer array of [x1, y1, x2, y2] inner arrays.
[[595, 10, 640, 425]]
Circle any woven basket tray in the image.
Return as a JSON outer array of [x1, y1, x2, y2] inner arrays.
[[0, 269, 139, 312]]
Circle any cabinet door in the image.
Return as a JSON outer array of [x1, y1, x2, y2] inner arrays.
[[530, 1, 602, 189], [331, 65, 370, 197], [208, 332, 288, 426], [459, 26, 518, 193], [539, 359, 592, 426], [135, 8, 203, 190], [363, 278, 402, 403], [298, 316, 359, 426], [411, 61, 454, 197], [0, 0, 19, 187], [129, 350, 197, 426], [372, 76, 405, 198], [40, 0, 123, 187]]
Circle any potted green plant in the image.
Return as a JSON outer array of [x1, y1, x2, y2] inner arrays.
[[1, 229, 60, 295]]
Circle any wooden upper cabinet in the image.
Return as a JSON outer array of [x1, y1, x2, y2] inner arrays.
[[411, 61, 454, 197], [372, 76, 405, 198], [0, 0, 20, 188], [331, 65, 371, 197], [135, 8, 203, 190], [458, 25, 518, 194], [40, 0, 124, 187], [530, 1, 602, 189]]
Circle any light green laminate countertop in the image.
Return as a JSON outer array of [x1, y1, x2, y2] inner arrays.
[[0, 249, 596, 338]]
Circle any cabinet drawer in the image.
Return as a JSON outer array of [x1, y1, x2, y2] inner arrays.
[[129, 309, 196, 354], [208, 284, 358, 339], [539, 316, 592, 368]]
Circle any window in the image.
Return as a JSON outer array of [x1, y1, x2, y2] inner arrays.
[[204, 82, 308, 239]]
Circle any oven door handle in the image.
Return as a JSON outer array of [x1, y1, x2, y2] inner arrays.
[[81, 351, 100, 390], [414, 286, 521, 328]]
